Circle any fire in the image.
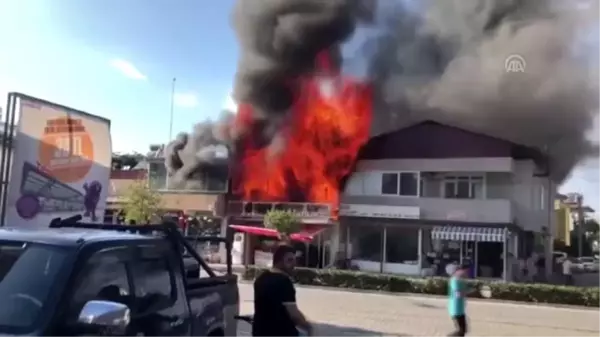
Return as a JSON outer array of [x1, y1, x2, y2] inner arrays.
[[231, 53, 372, 216]]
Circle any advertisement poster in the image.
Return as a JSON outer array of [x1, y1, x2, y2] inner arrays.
[[5, 98, 111, 227]]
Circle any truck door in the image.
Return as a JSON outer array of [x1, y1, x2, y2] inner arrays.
[[128, 243, 191, 336], [55, 246, 134, 336]]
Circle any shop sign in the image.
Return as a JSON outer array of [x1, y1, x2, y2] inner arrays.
[[339, 204, 420, 219]]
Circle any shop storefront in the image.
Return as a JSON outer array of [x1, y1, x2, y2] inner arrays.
[[429, 226, 516, 279], [339, 204, 518, 280], [229, 224, 331, 268], [226, 201, 337, 268], [339, 204, 423, 275]]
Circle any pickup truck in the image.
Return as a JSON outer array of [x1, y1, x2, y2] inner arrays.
[[0, 217, 239, 336]]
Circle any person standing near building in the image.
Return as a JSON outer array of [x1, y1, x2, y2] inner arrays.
[[526, 253, 538, 282], [562, 256, 573, 285], [448, 264, 470, 336], [252, 244, 313, 336]]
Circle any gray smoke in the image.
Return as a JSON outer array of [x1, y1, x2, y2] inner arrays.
[[367, 0, 599, 181], [163, 111, 234, 190]]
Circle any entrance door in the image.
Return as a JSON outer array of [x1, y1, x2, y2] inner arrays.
[[461, 241, 476, 277]]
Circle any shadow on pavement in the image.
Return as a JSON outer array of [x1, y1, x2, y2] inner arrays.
[[237, 321, 407, 336], [313, 322, 408, 336], [411, 300, 443, 309]]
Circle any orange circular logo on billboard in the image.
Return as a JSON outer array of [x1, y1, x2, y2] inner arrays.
[[38, 117, 94, 183]]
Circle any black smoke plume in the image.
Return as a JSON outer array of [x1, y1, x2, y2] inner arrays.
[[164, 0, 375, 188], [231, 0, 374, 123], [366, 0, 599, 181]]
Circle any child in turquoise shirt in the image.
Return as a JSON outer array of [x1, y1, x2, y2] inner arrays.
[[448, 264, 469, 336]]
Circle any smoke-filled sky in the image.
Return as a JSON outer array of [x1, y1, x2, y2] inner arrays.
[[365, 0, 599, 182], [160, 0, 598, 204]]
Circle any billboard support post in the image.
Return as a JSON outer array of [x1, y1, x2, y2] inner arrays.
[[0, 93, 18, 227]]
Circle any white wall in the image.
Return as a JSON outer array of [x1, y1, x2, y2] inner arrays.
[[344, 160, 553, 233], [510, 160, 555, 234]]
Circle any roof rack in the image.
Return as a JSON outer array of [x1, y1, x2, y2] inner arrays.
[[48, 215, 232, 277]]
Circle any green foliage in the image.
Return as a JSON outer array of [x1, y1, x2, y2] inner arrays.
[[264, 209, 300, 236], [242, 266, 600, 307], [122, 180, 162, 224], [568, 230, 596, 256]]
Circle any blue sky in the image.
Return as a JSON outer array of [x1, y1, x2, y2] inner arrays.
[[0, 0, 238, 153], [0, 0, 597, 211]]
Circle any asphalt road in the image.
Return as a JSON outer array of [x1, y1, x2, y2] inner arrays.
[[236, 282, 599, 336]]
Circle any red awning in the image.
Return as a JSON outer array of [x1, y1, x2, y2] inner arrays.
[[229, 225, 279, 238], [229, 224, 327, 243], [291, 225, 327, 243]]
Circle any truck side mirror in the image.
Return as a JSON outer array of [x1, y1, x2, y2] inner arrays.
[[77, 300, 130, 335]]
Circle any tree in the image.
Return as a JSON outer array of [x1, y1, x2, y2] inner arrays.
[[583, 218, 599, 234], [264, 209, 300, 242], [568, 230, 595, 257], [122, 181, 162, 224]]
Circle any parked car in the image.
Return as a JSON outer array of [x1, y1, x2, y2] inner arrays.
[[0, 217, 239, 336], [574, 256, 599, 273]]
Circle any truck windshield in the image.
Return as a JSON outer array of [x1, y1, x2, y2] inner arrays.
[[0, 241, 68, 334]]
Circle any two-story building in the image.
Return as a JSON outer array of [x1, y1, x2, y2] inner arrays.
[[334, 121, 554, 280], [145, 145, 227, 217], [555, 193, 595, 248]]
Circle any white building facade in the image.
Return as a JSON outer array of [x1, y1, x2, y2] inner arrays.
[[333, 121, 555, 280]]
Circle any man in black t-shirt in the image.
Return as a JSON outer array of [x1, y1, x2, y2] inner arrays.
[[252, 245, 313, 336]]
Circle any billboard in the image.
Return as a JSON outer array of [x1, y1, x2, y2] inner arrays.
[[3, 95, 111, 227]]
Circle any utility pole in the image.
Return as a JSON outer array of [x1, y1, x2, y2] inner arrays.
[[576, 193, 585, 257], [166, 77, 176, 190], [168, 77, 176, 144]]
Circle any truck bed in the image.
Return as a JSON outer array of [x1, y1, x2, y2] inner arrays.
[[186, 275, 239, 336]]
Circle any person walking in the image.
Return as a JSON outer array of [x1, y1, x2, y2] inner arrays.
[[562, 256, 574, 285], [252, 244, 313, 336], [448, 264, 470, 336]]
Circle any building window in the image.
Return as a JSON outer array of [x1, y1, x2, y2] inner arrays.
[[381, 173, 399, 195], [443, 176, 484, 199], [380, 172, 420, 197], [385, 226, 419, 263], [349, 224, 383, 263]]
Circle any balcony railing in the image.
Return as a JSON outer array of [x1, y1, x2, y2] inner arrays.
[[148, 176, 228, 194], [227, 201, 333, 223]]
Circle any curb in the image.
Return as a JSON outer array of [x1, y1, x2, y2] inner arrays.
[[285, 283, 598, 311]]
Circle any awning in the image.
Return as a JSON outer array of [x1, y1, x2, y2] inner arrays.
[[229, 225, 279, 238], [290, 225, 327, 243], [229, 224, 327, 243], [430, 226, 508, 243]]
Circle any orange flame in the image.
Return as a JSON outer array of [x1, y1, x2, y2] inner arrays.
[[232, 54, 372, 216]]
